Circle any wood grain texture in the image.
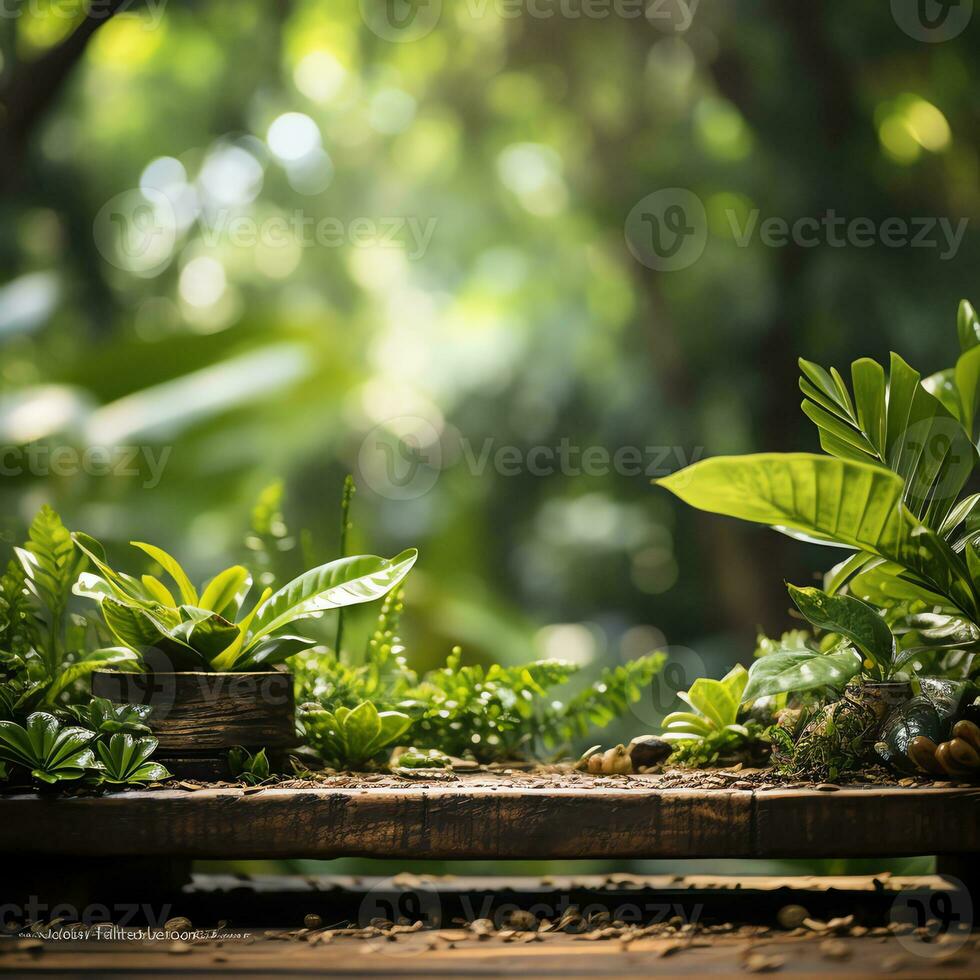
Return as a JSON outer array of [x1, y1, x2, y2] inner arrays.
[[1, 781, 977, 860], [91, 670, 296, 750]]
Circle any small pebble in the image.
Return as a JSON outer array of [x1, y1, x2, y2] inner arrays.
[[164, 917, 192, 933], [168, 941, 192, 955], [507, 910, 537, 931], [304, 914, 322, 930], [776, 904, 808, 930]]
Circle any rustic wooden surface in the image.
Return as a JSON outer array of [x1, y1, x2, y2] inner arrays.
[[1, 931, 977, 976], [2, 775, 978, 860], [92, 669, 296, 750]]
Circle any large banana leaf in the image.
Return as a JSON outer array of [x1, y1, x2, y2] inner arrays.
[[245, 549, 418, 648], [657, 453, 977, 618]]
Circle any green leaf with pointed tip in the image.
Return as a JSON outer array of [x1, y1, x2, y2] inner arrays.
[[955, 345, 980, 444], [141, 575, 177, 607], [130, 542, 199, 606], [787, 584, 894, 669], [958, 299, 980, 353], [44, 648, 140, 703], [742, 647, 863, 703], [172, 607, 241, 661], [246, 549, 418, 647], [199, 566, 250, 618], [657, 453, 976, 618], [71, 533, 149, 604], [680, 666, 747, 729]]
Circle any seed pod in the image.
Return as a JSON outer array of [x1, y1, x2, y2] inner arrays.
[[946, 737, 980, 770], [935, 741, 974, 777], [907, 736, 943, 776], [952, 719, 980, 754]]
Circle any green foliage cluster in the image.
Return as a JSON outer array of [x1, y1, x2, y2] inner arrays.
[[72, 531, 417, 672], [1, 508, 138, 718], [296, 589, 666, 767], [0, 710, 169, 787], [660, 302, 980, 713]]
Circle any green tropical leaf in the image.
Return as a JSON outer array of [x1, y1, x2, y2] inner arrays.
[[742, 647, 863, 703], [130, 542, 199, 606], [680, 665, 747, 729], [787, 584, 894, 669], [44, 648, 140, 703], [958, 299, 980, 353], [199, 566, 251, 618], [246, 549, 418, 647], [657, 453, 976, 618]]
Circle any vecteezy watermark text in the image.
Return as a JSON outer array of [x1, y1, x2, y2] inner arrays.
[[625, 188, 970, 271], [726, 208, 968, 260], [357, 418, 704, 500], [358, 0, 700, 41], [0, 0, 168, 30], [94, 189, 439, 272], [0, 444, 171, 490]]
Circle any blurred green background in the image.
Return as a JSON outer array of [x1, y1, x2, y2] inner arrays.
[[0, 0, 974, 876]]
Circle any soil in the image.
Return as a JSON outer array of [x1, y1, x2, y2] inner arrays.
[[129, 762, 977, 794]]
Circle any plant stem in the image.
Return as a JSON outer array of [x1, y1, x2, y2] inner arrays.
[[334, 475, 355, 656]]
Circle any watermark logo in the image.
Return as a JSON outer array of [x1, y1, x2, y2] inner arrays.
[[891, 0, 973, 41], [357, 417, 444, 501], [890, 879, 972, 959], [359, 876, 443, 955], [625, 189, 707, 271], [93, 189, 177, 277], [626, 644, 706, 728], [360, 0, 443, 41]]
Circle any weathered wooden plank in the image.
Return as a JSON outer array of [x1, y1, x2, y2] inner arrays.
[[0, 787, 753, 859], [1, 782, 977, 860], [2, 932, 979, 978], [753, 787, 980, 858]]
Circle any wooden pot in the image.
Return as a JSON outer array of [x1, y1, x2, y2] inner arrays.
[[92, 670, 297, 753]]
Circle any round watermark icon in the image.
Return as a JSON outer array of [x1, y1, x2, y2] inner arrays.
[[93, 188, 177, 277], [624, 644, 706, 729], [358, 876, 443, 955], [891, 0, 973, 42], [359, 0, 442, 42], [625, 188, 707, 272], [357, 416, 444, 500], [889, 879, 972, 959]]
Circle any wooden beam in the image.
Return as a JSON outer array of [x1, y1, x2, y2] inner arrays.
[[1, 781, 977, 860]]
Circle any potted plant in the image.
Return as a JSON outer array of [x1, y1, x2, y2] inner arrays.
[[74, 533, 416, 776]]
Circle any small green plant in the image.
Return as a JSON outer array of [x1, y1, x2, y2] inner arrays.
[[73, 533, 417, 672], [68, 696, 153, 736], [299, 701, 412, 769], [0, 711, 96, 785], [661, 666, 765, 765], [228, 746, 271, 784], [93, 734, 171, 785]]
